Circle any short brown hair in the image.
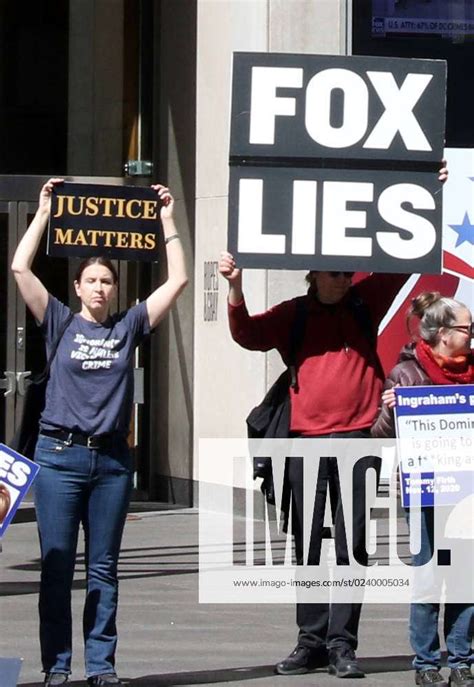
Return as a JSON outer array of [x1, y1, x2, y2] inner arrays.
[[74, 257, 118, 284]]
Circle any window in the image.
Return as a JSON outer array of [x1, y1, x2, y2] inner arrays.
[[352, 0, 474, 147]]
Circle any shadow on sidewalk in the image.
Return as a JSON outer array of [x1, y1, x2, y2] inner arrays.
[[18, 654, 415, 687], [2, 537, 284, 597], [18, 665, 275, 687], [129, 655, 414, 684], [130, 665, 279, 685], [359, 654, 413, 673]]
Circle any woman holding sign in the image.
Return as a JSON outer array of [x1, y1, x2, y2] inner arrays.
[[372, 292, 473, 687], [11, 178, 188, 687]]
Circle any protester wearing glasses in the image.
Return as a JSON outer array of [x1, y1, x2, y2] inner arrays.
[[11, 178, 187, 687], [218, 162, 448, 679], [218, 254, 412, 677], [372, 292, 473, 687]]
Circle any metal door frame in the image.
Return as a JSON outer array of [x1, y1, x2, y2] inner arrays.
[[0, 200, 19, 441]]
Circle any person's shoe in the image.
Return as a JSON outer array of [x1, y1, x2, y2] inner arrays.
[[415, 669, 448, 686], [449, 667, 474, 686], [44, 674, 68, 686], [87, 675, 123, 686], [275, 644, 329, 675], [328, 647, 365, 678]]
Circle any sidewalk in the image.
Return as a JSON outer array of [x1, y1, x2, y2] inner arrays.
[[1, 508, 430, 687]]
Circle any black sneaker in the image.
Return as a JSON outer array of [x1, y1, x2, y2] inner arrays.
[[275, 644, 329, 675], [449, 668, 474, 686], [415, 669, 448, 686], [44, 675, 68, 686], [328, 647, 365, 678], [87, 675, 123, 686]]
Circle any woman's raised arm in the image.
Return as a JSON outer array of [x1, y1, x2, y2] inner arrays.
[[145, 184, 188, 329], [11, 178, 64, 323]]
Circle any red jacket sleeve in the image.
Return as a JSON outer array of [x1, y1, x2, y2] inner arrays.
[[227, 297, 296, 353]]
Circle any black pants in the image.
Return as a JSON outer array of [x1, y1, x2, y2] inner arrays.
[[287, 429, 380, 651]]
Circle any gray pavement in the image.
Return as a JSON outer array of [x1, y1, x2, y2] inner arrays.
[[0, 508, 443, 687]]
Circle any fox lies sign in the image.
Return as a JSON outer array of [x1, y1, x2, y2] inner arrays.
[[48, 182, 160, 261], [228, 52, 446, 273]]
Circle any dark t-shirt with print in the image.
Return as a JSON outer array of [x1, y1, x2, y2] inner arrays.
[[40, 295, 150, 436]]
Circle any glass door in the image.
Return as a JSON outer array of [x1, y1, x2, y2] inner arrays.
[[0, 190, 70, 446], [0, 200, 17, 444]]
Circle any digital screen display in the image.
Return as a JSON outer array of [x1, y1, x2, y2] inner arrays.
[[372, 0, 474, 40]]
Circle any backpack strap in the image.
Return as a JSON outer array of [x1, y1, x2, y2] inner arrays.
[[348, 290, 384, 377], [348, 292, 376, 347], [288, 297, 307, 390]]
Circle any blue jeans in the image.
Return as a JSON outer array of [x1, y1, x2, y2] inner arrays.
[[34, 434, 133, 677], [408, 507, 474, 671]]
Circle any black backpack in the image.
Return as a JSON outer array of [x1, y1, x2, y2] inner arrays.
[[246, 297, 307, 442]]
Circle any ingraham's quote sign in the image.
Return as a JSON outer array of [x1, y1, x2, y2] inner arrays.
[[48, 182, 160, 261], [228, 52, 447, 273], [394, 385, 474, 508]]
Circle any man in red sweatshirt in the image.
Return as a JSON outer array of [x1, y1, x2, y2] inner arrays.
[[219, 253, 407, 677]]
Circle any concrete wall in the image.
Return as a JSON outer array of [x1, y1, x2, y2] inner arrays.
[[147, 0, 197, 505], [193, 0, 349, 490]]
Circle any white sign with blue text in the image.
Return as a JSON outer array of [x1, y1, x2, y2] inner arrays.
[[394, 385, 473, 507], [0, 443, 40, 537]]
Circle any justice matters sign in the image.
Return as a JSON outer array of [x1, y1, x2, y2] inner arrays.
[[228, 52, 447, 273], [48, 182, 161, 261]]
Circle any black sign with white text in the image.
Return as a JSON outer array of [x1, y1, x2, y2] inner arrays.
[[228, 52, 446, 273], [48, 182, 160, 261], [228, 165, 441, 273], [230, 52, 446, 162]]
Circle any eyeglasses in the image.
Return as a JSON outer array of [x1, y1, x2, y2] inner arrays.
[[446, 324, 473, 335], [329, 271, 354, 279]]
